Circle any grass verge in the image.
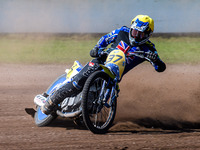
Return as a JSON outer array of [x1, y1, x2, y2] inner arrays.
[[0, 34, 199, 64]]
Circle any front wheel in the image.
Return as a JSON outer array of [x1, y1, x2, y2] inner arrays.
[[82, 71, 117, 134]]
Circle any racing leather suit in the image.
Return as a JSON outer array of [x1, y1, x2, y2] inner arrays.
[[42, 26, 166, 115], [94, 26, 166, 75]]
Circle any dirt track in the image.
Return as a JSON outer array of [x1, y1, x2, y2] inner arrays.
[[0, 63, 200, 150]]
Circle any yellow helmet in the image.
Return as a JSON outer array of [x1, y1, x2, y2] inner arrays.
[[131, 15, 154, 32], [129, 15, 154, 45]]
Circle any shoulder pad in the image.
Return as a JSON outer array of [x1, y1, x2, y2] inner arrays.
[[145, 40, 156, 51], [146, 40, 155, 47], [119, 26, 130, 33]]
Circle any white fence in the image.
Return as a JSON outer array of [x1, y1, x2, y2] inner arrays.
[[0, 0, 199, 33]]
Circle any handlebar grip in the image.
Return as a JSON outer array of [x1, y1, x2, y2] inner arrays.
[[126, 51, 154, 65]]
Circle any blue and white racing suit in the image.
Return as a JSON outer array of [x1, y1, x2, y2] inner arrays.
[[94, 26, 166, 77], [46, 26, 166, 107]]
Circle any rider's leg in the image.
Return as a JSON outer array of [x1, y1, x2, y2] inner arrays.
[[41, 59, 101, 115], [41, 81, 80, 115]]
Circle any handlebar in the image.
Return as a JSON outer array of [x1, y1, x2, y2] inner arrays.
[[98, 48, 154, 65], [126, 51, 154, 65], [98, 48, 108, 56]]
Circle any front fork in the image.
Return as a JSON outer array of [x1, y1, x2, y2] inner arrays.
[[98, 77, 118, 108]]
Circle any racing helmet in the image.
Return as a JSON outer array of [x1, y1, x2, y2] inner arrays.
[[129, 15, 154, 45]]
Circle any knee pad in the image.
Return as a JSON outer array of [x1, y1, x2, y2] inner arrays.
[[51, 81, 80, 104], [72, 60, 101, 90]]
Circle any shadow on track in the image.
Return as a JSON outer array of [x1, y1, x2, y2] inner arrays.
[[110, 117, 200, 134], [25, 108, 86, 130], [48, 117, 87, 130], [25, 108, 200, 134], [133, 117, 200, 130], [25, 108, 35, 118]]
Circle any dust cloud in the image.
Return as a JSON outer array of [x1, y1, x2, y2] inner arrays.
[[113, 64, 200, 130]]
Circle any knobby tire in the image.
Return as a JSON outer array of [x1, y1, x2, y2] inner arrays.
[[82, 71, 117, 134]]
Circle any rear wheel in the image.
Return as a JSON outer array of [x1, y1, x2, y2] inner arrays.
[[34, 74, 66, 126], [34, 106, 56, 127], [82, 71, 117, 134]]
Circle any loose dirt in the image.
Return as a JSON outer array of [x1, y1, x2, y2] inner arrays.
[[0, 63, 200, 150]]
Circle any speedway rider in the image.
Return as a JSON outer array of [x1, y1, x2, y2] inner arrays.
[[41, 15, 166, 115]]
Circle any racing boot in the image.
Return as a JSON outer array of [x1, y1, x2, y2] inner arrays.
[[41, 81, 81, 115], [40, 96, 56, 115]]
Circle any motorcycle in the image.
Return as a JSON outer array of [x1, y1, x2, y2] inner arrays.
[[34, 48, 153, 134]]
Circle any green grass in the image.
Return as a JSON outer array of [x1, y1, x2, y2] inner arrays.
[[0, 34, 199, 64], [0, 34, 97, 64], [151, 37, 200, 64]]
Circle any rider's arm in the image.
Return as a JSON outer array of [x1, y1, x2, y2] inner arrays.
[[96, 28, 121, 48], [153, 58, 166, 72], [145, 41, 166, 72], [90, 27, 128, 58]]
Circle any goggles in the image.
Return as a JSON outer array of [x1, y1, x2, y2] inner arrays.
[[131, 29, 146, 40]]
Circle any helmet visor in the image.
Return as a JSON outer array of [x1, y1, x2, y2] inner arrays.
[[131, 29, 145, 40]]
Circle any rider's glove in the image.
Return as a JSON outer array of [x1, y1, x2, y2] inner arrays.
[[90, 46, 99, 58], [98, 50, 108, 62], [99, 50, 108, 57], [146, 51, 158, 62]]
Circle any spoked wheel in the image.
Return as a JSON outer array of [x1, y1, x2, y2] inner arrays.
[[82, 71, 117, 134], [34, 74, 66, 127], [34, 106, 57, 127]]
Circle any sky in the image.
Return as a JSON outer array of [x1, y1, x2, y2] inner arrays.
[[0, 0, 200, 33]]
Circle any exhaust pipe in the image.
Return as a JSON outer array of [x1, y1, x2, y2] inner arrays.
[[56, 108, 82, 118]]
